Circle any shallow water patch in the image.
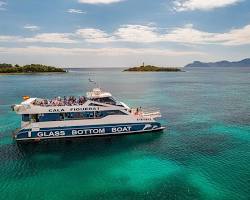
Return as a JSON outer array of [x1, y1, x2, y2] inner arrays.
[[210, 124, 250, 141], [109, 155, 181, 191]]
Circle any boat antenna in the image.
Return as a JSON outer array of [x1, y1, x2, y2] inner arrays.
[[88, 78, 101, 88]]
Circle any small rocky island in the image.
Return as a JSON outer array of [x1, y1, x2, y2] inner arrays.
[[124, 65, 182, 72], [0, 63, 66, 74]]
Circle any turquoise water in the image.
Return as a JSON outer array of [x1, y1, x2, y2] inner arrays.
[[0, 67, 249, 200]]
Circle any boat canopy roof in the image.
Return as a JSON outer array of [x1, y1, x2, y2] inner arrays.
[[86, 88, 112, 99]]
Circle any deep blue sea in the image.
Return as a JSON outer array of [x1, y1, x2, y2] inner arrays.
[[0, 67, 249, 200]]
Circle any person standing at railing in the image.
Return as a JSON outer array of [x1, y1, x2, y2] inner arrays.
[[136, 108, 139, 115]]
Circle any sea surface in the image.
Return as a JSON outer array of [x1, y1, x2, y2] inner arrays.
[[0, 67, 249, 200]]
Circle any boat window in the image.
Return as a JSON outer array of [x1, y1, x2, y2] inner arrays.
[[35, 110, 126, 122], [38, 113, 60, 122], [31, 114, 39, 122], [82, 111, 94, 119], [88, 103, 105, 107], [64, 113, 74, 119], [95, 110, 127, 118], [22, 114, 39, 122], [22, 114, 30, 122], [95, 111, 104, 118], [63, 112, 95, 120], [73, 112, 83, 119]]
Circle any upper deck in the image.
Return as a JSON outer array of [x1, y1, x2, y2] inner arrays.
[[33, 96, 87, 107], [12, 88, 129, 114], [12, 87, 161, 119]]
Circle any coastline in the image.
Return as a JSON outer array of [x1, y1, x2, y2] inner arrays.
[[0, 72, 67, 75]]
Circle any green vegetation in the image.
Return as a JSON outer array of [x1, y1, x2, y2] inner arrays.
[[124, 65, 182, 72], [0, 63, 66, 73]]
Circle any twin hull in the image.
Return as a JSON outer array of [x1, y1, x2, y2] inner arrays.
[[15, 122, 163, 141]]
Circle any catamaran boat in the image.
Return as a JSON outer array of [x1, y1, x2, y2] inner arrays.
[[12, 88, 165, 142]]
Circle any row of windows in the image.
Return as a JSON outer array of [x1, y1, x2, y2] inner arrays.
[[22, 110, 127, 122]]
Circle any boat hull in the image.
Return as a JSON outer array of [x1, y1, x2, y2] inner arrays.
[[14, 122, 165, 142]]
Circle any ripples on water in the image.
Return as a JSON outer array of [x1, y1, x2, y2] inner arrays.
[[0, 67, 249, 200]]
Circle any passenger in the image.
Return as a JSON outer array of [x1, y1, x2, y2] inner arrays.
[[135, 108, 139, 115], [36, 95, 88, 107]]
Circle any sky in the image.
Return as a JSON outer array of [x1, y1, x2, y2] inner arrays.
[[0, 0, 250, 68]]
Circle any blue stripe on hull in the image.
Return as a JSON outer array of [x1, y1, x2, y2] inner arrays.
[[15, 122, 163, 141]]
